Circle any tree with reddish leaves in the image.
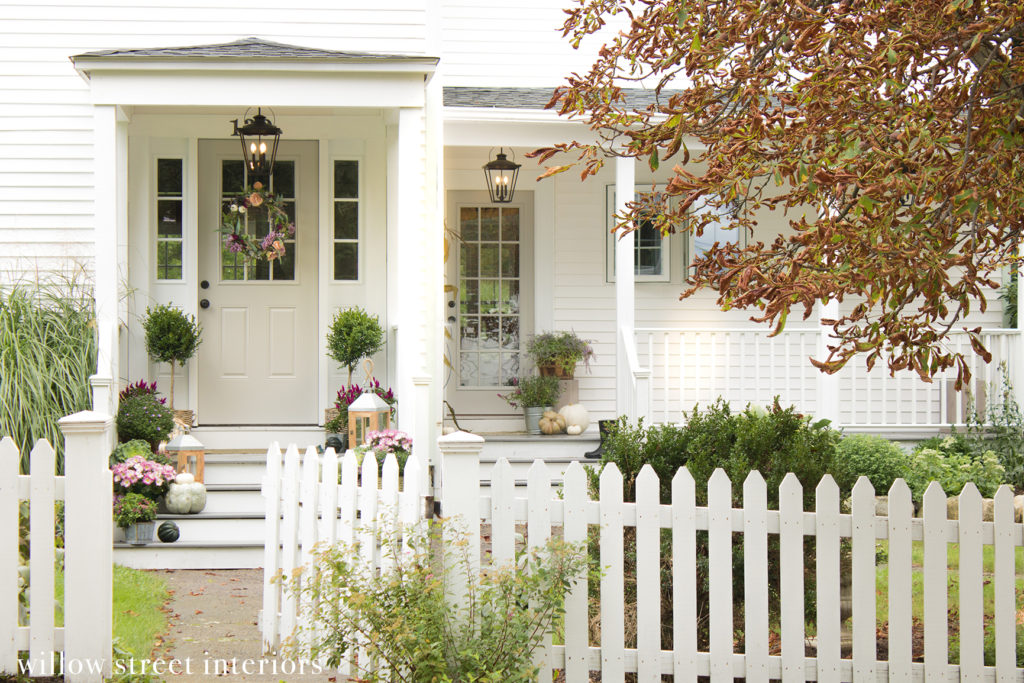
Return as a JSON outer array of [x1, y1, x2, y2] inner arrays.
[[533, 0, 1024, 386]]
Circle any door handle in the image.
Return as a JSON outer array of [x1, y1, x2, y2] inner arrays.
[[200, 299, 211, 310]]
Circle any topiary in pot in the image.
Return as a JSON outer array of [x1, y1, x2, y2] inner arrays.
[[141, 304, 202, 411], [326, 307, 385, 386]]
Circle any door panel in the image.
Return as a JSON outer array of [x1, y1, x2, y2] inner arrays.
[[445, 191, 533, 418], [197, 140, 318, 424]]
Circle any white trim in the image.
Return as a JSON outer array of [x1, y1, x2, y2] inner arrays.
[[74, 58, 437, 77], [186, 137, 199, 422], [317, 139, 330, 426]]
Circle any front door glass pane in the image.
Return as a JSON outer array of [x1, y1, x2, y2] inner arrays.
[[459, 206, 521, 387]]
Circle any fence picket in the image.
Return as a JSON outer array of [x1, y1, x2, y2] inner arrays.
[[278, 445, 302, 646], [850, 477, 877, 680], [527, 460, 552, 681], [672, 467, 697, 682], [958, 483, 984, 680], [993, 485, 1015, 681], [319, 448, 339, 548], [600, 463, 625, 683], [339, 450, 359, 549], [399, 455, 422, 561], [814, 475, 840, 683], [887, 480, 913, 681], [380, 453, 400, 575], [0, 438, 19, 673], [635, 465, 661, 683], [261, 443, 283, 654], [297, 447, 320, 652], [562, 462, 589, 683], [922, 482, 949, 682], [490, 458, 515, 566], [707, 469, 733, 683], [779, 473, 804, 683], [29, 440, 56, 674], [743, 471, 769, 683], [358, 453, 379, 677]]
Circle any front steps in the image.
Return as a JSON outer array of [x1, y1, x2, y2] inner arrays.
[[114, 429, 604, 570]]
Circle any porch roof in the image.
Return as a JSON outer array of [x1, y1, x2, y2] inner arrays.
[[72, 37, 438, 67], [442, 86, 684, 110]]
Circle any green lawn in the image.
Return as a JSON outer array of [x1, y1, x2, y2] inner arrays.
[[54, 565, 170, 660], [874, 540, 1024, 665]]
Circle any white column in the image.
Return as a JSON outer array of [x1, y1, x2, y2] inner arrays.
[[59, 411, 114, 682], [615, 156, 636, 417], [92, 105, 122, 419], [1016, 250, 1024, 402], [817, 300, 841, 424]]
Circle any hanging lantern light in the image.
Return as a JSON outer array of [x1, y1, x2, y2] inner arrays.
[[231, 107, 282, 179], [482, 148, 521, 203]]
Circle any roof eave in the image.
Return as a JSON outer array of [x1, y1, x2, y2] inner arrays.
[[71, 55, 439, 81]]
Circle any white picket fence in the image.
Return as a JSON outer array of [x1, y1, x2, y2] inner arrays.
[[268, 433, 1024, 682], [259, 443, 430, 668], [0, 413, 114, 682]]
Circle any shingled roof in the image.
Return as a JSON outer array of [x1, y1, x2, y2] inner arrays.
[[443, 86, 684, 110], [72, 37, 437, 64]]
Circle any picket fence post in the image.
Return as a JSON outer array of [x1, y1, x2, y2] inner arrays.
[[437, 431, 483, 608], [59, 410, 114, 682]]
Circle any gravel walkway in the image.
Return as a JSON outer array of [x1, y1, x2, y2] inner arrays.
[[154, 569, 337, 682]]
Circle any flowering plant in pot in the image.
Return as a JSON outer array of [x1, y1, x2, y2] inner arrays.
[[499, 375, 561, 435], [526, 331, 595, 379], [355, 429, 413, 469], [113, 493, 158, 545], [111, 455, 177, 501]]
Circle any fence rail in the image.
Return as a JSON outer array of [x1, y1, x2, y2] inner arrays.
[[0, 413, 113, 682], [636, 327, 1022, 428]]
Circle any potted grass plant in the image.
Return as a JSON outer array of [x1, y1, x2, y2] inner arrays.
[[141, 304, 202, 425]]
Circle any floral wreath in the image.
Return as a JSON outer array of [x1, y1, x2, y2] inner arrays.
[[220, 181, 295, 263]]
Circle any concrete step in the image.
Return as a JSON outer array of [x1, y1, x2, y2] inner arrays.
[[154, 512, 266, 544], [189, 426, 325, 450], [113, 541, 264, 570], [202, 453, 270, 486], [201, 484, 264, 515]]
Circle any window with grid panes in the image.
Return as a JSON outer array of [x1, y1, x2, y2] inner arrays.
[[156, 158, 183, 280], [219, 160, 297, 281], [458, 206, 521, 387], [333, 160, 359, 280]]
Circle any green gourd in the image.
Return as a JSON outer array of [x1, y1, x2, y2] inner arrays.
[[157, 521, 180, 543]]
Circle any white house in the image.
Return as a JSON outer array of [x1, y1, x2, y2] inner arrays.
[[2, 1, 1018, 462]]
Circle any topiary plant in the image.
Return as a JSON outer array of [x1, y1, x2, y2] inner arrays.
[[141, 304, 202, 410], [326, 307, 385, 386]]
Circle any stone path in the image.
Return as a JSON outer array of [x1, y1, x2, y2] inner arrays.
[[153, 569, 336, 682]]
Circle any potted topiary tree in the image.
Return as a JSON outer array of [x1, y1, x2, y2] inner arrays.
[[326, 307, 385, 386], [141, 304, 202, 423]]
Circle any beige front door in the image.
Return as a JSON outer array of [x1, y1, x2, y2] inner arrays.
[[197, 140, 318, 424], [444, 191, 534, 419]]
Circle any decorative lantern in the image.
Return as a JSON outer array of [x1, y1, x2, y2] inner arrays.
[[166, 434, 205, 483], [231, 107, 282, 179], [482, 148, 521, 203], [347, 390, 392, 448]]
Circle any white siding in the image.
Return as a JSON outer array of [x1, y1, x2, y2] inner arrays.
[[0, 0, 428, 282]]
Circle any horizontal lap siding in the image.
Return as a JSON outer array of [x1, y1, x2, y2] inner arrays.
[[0, 1, 427, 283]]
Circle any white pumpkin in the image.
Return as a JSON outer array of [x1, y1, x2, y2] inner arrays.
[[566, 424, 583, 436], [558, 404, 590, 433], [164, 472, 207, 514]]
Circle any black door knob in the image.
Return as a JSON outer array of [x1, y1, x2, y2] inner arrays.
[[199, 299, 210, 309], [200, 280, 210, 289]]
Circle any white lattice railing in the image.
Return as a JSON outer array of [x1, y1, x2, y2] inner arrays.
[[635, 327, 1023, 428]]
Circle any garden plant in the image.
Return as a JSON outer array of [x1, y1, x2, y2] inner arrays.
[[141, 304, 202, 411]]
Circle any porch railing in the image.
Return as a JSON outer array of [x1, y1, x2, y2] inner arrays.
[[634, 327, 1023, 430]]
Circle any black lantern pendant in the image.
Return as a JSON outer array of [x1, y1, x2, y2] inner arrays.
[[483, 148, 521, 203], [232, 108, 282, 179]]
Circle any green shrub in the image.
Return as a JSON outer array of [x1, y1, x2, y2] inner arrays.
[[967, 365, 1024, 490], [834, 434, 911, 493], [286, 525, 587, 682], [0, 277, 97, 474], [326, 307, 384, 385], [905, 436, 1005, 499], [141, 304, 201, 410], [109, 439, 171, 467], [112, 493, 158, 528], [116, 394, 174, 447]]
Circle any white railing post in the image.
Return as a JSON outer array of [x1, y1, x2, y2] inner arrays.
[[817, 300, 840, 424], [59, 411, 113, 682], [636, 368, 651, 423], [615, 156, 636, 418], [436, 431, 483, 607], [1016, 257, 1024, 399]]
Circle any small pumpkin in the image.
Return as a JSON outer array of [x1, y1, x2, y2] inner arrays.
[[566, 424, 583, 436], [157, 520, 180, 543], [539, 410, 566, 435], [559, 404, 590, 432], [164, 472, 207, 514]]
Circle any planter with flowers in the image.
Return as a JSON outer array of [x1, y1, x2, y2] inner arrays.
[[526, 331, 595, 379], [499, 375, 562, 435], [113, 493, 158, 545]]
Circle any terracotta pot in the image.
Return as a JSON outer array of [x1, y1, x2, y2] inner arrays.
[[537, 362, 574, 380]]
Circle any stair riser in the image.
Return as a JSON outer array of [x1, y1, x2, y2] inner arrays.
[[154, 516, 268, 543], [201, 489, 265, 514], [114, 546, 264, 569], [202, 462, 267, 486]]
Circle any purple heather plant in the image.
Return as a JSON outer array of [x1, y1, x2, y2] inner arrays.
[[118, 379, 166, 405]]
